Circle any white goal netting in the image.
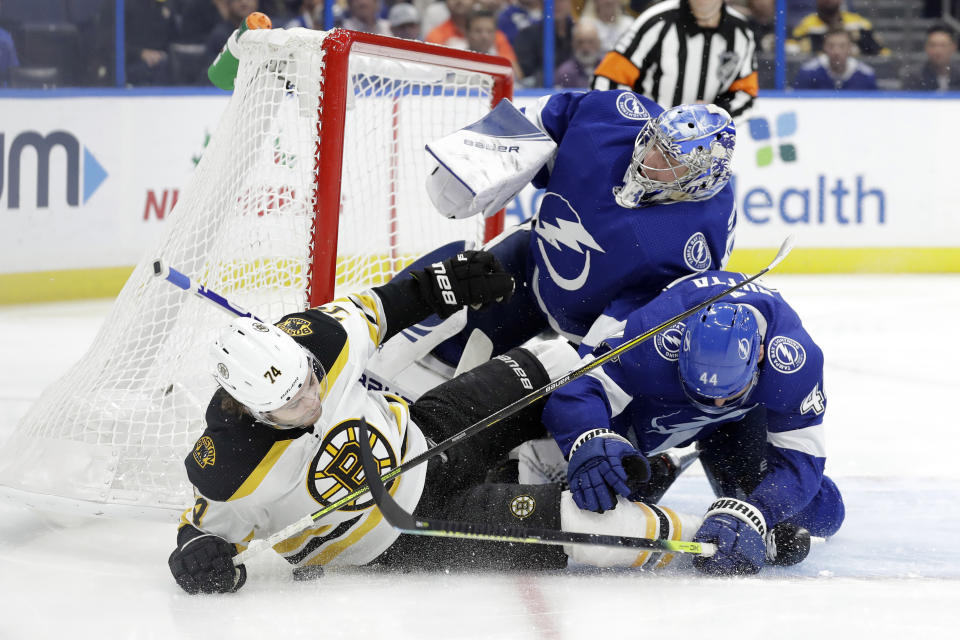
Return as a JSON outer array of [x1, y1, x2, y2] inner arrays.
[[0, 29, 511, 519]]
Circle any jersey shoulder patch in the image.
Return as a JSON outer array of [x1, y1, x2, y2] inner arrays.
[[185, 389, 311, 502], [278, 309, 349, 374]]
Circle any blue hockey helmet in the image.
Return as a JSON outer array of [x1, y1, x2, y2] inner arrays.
[[615, 103, 736, 208], [678, 303, 761, 414]]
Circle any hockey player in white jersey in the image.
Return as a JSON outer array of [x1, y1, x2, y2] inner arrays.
[[368, 90, 738, 399], [168, 250, 772, 594]]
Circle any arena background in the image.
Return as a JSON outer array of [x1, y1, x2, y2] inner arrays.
[[1, 89, 957, 304]]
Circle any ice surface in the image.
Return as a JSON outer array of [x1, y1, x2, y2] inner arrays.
[[1, 275, 959, 639]]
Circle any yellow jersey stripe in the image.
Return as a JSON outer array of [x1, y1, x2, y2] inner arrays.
[[383, 393, 409, 436], [630, 502, 658, 568], [308, 473, 404, 566], [348, 292, 384, 346], [272, 523, 335, 554], [228, 440, 294, 501], [654, 505, 682, 570]]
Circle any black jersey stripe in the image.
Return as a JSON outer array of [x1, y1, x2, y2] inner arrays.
[[641, 503, 673, 570], [284, 514, 363, 565]]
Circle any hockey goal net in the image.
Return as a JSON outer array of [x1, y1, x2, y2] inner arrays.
[[0, 29, 512, 520]]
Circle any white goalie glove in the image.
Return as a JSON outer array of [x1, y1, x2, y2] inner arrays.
[[425, 98, 557, 219]]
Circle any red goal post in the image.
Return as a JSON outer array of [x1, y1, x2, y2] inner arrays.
[[0, 29, 513, 520], [311, 29, 512, 305]]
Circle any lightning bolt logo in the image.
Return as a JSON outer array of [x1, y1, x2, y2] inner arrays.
[[534, 193, 605, 291]]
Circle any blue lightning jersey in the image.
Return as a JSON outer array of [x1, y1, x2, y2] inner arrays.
[[542, 271, 829, 527], [524, 90, 737, 341]]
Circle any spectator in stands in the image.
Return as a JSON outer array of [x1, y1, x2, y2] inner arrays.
[[426, 0, 518, 62], [788, 0, 887, 56], [903, 24, 960, 92], [285, 0, 340, 29], [498, 0, 542, 45], [181, 1, 230, 44], [514, 0, 575, 84], [461, 7, 523, 77], [555, 18, 603, 87], [205, 0, 259, 69], [127, 0, 179, 85], [422, 0, 452, 37], [792, 27, 876, 90], [465, 7, 499, 53], [585, 0, 633, 52], [342, 0, 392, 34], [0, 20, 18, 87], [745, 0, 775, 52], [388, 2, 423, 39]]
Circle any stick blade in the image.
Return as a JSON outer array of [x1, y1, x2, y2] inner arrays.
[[357, 418, 417, 530]]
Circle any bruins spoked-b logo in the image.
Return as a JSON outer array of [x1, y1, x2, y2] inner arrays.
[[193, 436, 216, 468], [308, 419, 397, 511], [510, 495, 536, 519]]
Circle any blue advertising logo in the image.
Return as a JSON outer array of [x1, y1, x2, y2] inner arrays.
[[1, 130, 108, 208], [747, 112, 798, 167]]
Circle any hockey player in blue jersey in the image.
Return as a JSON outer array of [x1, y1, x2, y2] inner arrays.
[[367, 90, 738, 395], [541, 271, 845, 575]]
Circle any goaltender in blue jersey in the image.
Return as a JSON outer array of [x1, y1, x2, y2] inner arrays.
[[369, 90, 738, 395], [542, 270, 845, 575]]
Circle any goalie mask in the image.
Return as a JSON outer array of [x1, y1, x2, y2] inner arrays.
[[210, 317, 327, 428], [678, 303, 761, 415], [615, 103, 736, 208]]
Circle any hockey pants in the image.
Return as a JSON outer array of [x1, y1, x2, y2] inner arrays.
[[698, 406, 845, 538]]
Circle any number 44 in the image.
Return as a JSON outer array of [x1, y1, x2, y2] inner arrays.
[[801, 383, 825, 415]]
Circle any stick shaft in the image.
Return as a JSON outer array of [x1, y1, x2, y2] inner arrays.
[[152, 259, 261, 320], [356, 417, 718, 559], [235, 238, 794, 564]]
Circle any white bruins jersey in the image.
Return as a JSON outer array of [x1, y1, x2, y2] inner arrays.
[[180, 292, 428, 568]]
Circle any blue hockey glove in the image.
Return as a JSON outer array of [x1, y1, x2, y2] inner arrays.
[[567, 429, 650, 513], [693, 498, 768, 576]]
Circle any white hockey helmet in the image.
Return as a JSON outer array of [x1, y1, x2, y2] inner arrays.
[[210, 317, 322, 421]]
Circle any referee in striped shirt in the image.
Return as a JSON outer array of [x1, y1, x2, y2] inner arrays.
[[591, 0, 758, 119]]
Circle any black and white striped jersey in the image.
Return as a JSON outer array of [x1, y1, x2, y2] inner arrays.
[[591, 0, 758, 119]]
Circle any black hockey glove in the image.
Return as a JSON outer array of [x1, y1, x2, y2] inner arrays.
[[168, 532, 247, 595], [413, 250, 514, 319]]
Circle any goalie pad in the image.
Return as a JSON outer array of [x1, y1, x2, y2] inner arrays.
[[425, 98, 557, 219]]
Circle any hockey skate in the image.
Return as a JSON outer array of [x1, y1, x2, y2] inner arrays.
[[627, 449, 700, 504], [765, 522, 812, 567]]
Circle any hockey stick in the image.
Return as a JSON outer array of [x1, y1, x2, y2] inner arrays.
[[232, 236, 795, 565], [356, 416, 718, 557], [152, 259, 261, 321]]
